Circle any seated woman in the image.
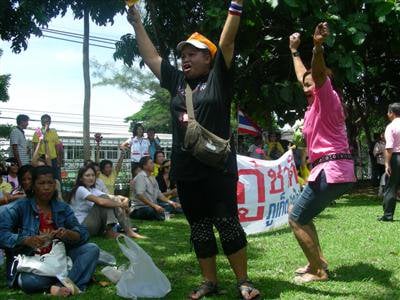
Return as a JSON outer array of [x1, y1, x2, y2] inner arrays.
[[0, 164, 30, 205], [4, 158, 20, 193], [0, 166, 99, 296], [156, 160, 178, 200], [69, 165, 144, 239], [152, 150, 165, 177]]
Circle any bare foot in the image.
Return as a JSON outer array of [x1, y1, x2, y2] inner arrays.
[[295, 262, 328, 274], [50, 285, 71, 297], [126, 229, 147, 239], [294, 271, 328, 284]]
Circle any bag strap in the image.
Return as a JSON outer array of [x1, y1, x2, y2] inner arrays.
[[185, 84, 195, 121]]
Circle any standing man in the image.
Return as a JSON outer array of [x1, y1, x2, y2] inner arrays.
[[379, 103, 400, 221], [147, 127, 161, 161], [32, 114, 63, 180], [9, 114, 30, 167]]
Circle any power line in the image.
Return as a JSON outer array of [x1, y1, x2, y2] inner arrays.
[[42, 28, 120, 44], [0, 116, 129, 128], [0, 107, 129, 120], [42, 34, 115, 50], [49, 26, 123, 42]]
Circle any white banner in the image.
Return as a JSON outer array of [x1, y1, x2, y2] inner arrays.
[[237, 150, 301, 235]]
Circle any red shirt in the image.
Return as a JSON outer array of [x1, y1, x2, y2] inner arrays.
[[38, 209, 55, 254]]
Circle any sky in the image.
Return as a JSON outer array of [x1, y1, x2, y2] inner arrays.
[[0, 10, 151, 138]]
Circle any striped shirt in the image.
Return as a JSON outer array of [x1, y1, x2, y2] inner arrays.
[[9, 127, 30, 165]]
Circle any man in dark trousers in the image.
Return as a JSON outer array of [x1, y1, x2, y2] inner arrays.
[[379, 103, 400, 221]]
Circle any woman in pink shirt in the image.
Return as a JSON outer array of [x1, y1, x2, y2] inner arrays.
[[288, 22, 356, 283]]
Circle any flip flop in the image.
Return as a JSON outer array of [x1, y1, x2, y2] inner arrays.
[[237, 279, 261, 300], [188, 281, 219, 299]]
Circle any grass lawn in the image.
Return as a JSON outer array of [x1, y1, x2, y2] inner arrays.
[[1, 188, 399, 299]]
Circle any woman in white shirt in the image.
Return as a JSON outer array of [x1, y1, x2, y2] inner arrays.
[[69, 165, 144, 239], [120, 124, 150, 175]]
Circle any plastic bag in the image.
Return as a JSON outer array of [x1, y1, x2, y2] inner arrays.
[[15, 240, 72, 277], [98, 249, 117, 266], [101, 266, 124, 284], [116, 235, 171, 299]]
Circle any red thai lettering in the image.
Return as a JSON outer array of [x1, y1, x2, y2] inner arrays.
[[237, 169, 265, 222]]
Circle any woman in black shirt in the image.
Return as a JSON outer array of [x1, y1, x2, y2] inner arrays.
[[127, 1, 259, 299], [156, 160, 177, 199]]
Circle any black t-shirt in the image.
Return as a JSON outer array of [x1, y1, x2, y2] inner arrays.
[[156, 173, 176, 193], [160, 48, 237, 181]]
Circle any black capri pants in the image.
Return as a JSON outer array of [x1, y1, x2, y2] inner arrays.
[[177, 172, 247, 259]]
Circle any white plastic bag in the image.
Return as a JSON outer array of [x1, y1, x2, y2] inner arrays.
[[16, 240, 72, 277], [116, 235, 171, 299]]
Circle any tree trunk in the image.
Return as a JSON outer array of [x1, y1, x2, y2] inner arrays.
[[83, 8, 91, 161]]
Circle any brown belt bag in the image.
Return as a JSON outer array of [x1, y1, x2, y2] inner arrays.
[[183, 85, 231, 170]]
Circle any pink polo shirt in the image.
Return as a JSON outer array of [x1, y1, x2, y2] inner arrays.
[[384, 118, 400, 153], [303, 78, 356, 184]]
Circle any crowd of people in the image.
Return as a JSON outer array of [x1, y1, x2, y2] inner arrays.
[[0, 0, 399, 298], [0, 114, 184, 296]]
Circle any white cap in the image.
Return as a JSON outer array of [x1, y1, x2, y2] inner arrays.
[[177, 40, 209, 52]]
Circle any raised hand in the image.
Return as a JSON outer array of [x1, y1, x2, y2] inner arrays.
[[127, 5, 141, 26], [289, 32, 301, 51], [313, 22, 329, 46]]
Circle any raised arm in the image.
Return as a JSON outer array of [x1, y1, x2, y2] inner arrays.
[[115, 150, 125, 175], [31, 140, 42, 167], [127, 5, 162, 79], [289, 32, 307, 85], [219, 0, 244, 68], [311, 22, 329, 87]]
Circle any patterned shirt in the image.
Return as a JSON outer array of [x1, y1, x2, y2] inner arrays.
[[9, 127, 30, 165]]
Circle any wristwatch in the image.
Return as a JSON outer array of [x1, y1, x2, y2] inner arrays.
[[292, 51, 300, 57]]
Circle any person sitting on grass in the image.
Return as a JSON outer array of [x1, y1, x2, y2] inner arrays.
[[69, 165, 144, 239], [4, 158, 20, 193], [156, 160, 178, 200], [152, 150, 166, 177], [98, 149, 125, 195], [0, 166, 99, 296], [31, 139, 63, 201], [0, 160, 27, 205], [131, 156, 181, 221]]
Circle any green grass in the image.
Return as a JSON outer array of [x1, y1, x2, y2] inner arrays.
[[1, 190, 399, 299]]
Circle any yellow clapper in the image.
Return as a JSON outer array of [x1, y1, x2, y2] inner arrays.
[[125, 0, 139, 7]]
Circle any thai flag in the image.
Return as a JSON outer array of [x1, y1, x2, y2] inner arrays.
[[237, 109, 261, 136]]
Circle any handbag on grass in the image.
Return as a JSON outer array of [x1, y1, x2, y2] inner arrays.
[[183, 84, 231, 170]]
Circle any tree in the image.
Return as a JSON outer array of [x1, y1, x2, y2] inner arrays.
[[92, 60, 171, 132], [114, 0, 400, 159], [0, 49, 12, 138], [0, 1, 125, 160], [68, 1, 125, 160], [0, 49, 11, 102]]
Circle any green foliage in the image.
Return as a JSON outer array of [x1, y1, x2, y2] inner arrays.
[[0, 124, 13, 138], [92, 60, 172, 133], [113, 0, 400, 156], [0, 1, 125, 53], [0, 49, 11, 102], [126, 89, 171, 133]]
